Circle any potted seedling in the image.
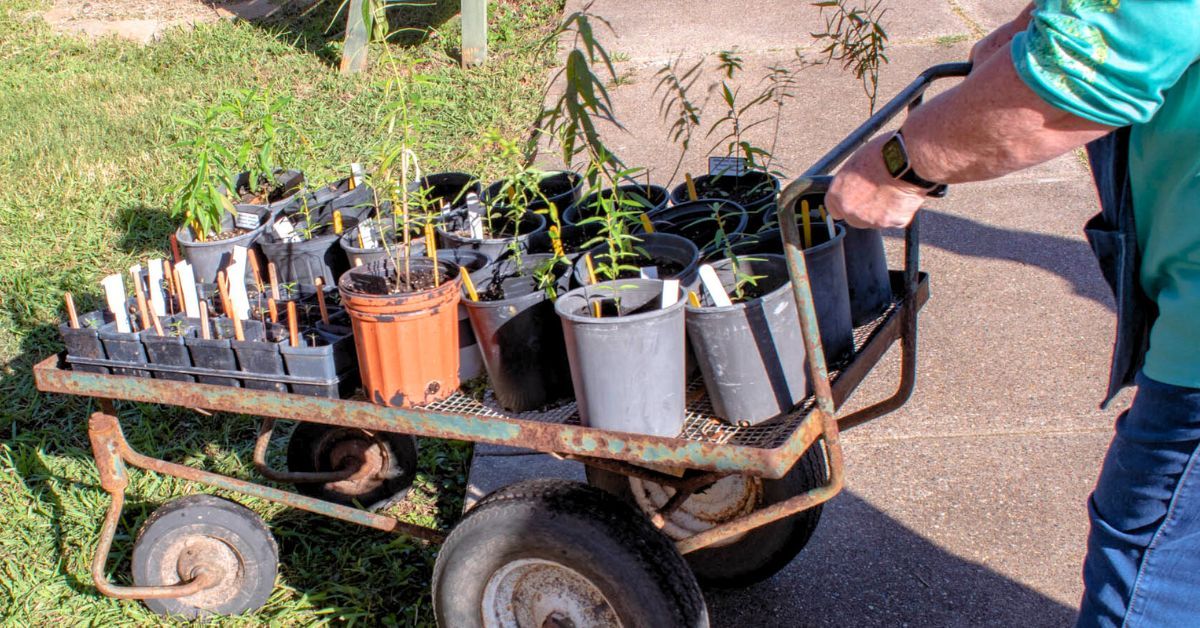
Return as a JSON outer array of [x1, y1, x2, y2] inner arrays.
[[279, 297, 359, 399], [59, 292, 111, 374], [309, 164, 374, 221], [438, 134, 550, 262], [563, 182, 669, 227], [260, 193, 359, 287], [646, 198, 749, 259], [338, 52, 463, 408], [460, 238, 574, 412], [141, 314, 199, 383], [221, 89, 306, 213], [186, 312, 242, 388]]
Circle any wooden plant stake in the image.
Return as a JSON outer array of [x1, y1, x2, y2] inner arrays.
[[267, 262, 280, 301], [64, 292, 80, 328], [163, 260, 178, 315], [217, 271, 244, 341], [169, 233, 182, 263], [246, 249, 265, 294], [287, 301, 300, 348], [313, 277, 330, 324], [267, 298, 279, 324], [129, 266, 152, 332], [198, 304, 211, 340]]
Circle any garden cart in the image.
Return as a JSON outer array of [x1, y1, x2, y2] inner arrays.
[[34, 62, 971, 625]]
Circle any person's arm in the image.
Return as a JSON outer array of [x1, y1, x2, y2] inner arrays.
[[825, 47, 1112, 228]]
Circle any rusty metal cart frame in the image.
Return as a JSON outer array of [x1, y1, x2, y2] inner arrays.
[[33, 62, 972, 608]]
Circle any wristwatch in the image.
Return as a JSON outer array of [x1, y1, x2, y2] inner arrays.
[[881, 130, 948, 198]]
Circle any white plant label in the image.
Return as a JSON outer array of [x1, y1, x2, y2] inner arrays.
[[350, 162, 365, 188], [147, 259, 167, 316], [698, 264, 733, 307], [708, 156, 748, 177], [101, 274, 131, 333], [175, 262, 201, 318], [639, 266, 659, 279], [273, 217, 299, 242], [465, 192, 484, 215], [359, 223, 376, 249], [228, 246, 252, 320], [824, 214, 836, 239], [661, 279, 680, 308], [235, 209, 260, 230]]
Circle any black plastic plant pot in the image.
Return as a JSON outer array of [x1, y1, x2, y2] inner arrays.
[[686, 254, 807, 424], [572, 232, 701, 288], [645, 199, 748, 258], [60, 310, 110, 374], [281, 329, 358, 398], [423, 248, 490, 381], [670, 171, 781, 231], [140, 316, 199, 382], [483, 170, 584, 214], [98, 322, 150, 377], [176, 205, 270, 284], [417, 172, 482, 211], [185, 318, 241, 387], [339, 220, 427, 268], [842, 223, 893, 325], [555, 278, 688, 437], [437, 210, 547, 263], [231, 320, 288, 392], [229, 169, 306, 214], [259, 216, 360, 286], [310, 177, 375, 221], [562, 184, 669, 226], [728, 226, 854, 363], [463, 254, 573, 412]]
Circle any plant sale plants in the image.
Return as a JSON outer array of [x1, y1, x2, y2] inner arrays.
[[259, 194, 360, 287], [461, 250, 574, 412], [686, 253, 808, 424], [555, 277, 688, 437], [58, 292, 112, 375], [562, 183, 669, 227], [221, 89, 307, 213], [645, 198, 749, 259]]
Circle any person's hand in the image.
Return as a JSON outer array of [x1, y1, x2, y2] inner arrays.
[[825, 134, 929, 229]]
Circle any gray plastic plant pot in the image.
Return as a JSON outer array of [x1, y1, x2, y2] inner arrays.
[[562, 184, 669, 226], [259, 216, 360, 286], [60, 310, 110, 374], [573, 232, 700, 288], [176, 206, 270, 285], [555, 278, 688, 437], [728, 225, 855, 363], [463, 254, 573, 412], [98, 322, 150, 377], [339, 220, 428, 268], [185, 318, 241, 387], [416, 172, 482, 211], [670, 171, 780, 231], [437, 210, 547, 263], [310, 177, 375, 221], [645, 199, 748, 258], [841, 223, 893, 326], [231, 320, 288, 392], [140, 316, 199, 382], [483, 170, 584, 214], [228, 169, 306, 214], [280, 328, 358, 398], [686, 254, 807, 424]]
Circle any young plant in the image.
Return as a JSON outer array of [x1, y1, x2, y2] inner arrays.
[[219, 89, 297, 200], [810, 0, 890, 112], [170, 104, 238, 242]]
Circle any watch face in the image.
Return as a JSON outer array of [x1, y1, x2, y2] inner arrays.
[[881, 135, 907, 177]]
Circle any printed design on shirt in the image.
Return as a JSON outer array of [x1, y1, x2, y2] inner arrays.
[[1029, 0, 1117, 101]]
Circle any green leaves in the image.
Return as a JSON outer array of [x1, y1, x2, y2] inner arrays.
[[810, 0, 890, 112]]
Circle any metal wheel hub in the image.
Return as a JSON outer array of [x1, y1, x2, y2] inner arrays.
[[630, 475, 762, 546], [322, 430, 388, 495], [481, 558, 621, 628], [159, 534, 240, 609]]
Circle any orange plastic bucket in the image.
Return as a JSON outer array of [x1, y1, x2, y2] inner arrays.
[[339, 259, 462, 407]]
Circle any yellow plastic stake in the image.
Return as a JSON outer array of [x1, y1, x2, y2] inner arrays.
[[639, 213, 656, 233], [685, 173, 699, 201], [800, 200, 813, 249], [687, 290, 702, 308], [549, 226, 565, 258], [461, 266, 479, 301], [583, 254, 599, 285], [425, 222, 439, 285], [333, 211, 344, 235]]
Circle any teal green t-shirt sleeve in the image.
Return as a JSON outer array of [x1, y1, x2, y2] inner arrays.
[[1010, 0, 1200, 127]]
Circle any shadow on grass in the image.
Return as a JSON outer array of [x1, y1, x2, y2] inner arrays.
[[248, 0, 464, 69]]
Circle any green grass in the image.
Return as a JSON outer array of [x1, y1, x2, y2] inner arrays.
[[0, 0, 563, 623]]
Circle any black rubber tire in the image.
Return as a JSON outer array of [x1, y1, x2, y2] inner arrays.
[[586, 443, 828, 589], [433, 479, 709, 628], [132, 494, 278, 618], [286, 422, 418, 510]]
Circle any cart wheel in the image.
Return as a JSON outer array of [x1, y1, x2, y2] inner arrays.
[[131, 494, 278, 618], [586, 443, 829, 589], [433, 479, 709, 628], [286, 423, 418, 510]]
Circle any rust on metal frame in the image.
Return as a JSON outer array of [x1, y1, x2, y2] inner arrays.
[[35, 356, 826, 479], [253, 418, 357, 484]]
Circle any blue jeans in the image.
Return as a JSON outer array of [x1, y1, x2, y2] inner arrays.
[[1078, 372, 1200, 626]]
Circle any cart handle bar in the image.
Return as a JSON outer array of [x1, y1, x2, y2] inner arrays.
[[779, 61, 971, 416]]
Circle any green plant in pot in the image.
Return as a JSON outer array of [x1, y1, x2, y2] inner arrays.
[[261, 192, 360, 286], [337, 51, 463, 409], [221, 88, 306, 212]]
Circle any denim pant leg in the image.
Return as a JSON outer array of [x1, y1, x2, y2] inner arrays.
[[1077, 372, 1200, 627]]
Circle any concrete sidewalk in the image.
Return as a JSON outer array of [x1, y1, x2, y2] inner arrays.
[[469, 1, 1125, 624]]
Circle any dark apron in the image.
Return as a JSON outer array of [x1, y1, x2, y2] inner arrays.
[[1083, 128, 1157, 408]]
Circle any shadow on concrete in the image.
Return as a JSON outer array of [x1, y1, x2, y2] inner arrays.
[[707, 490, 1077, 627], [886, 209, 1113, 312]]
